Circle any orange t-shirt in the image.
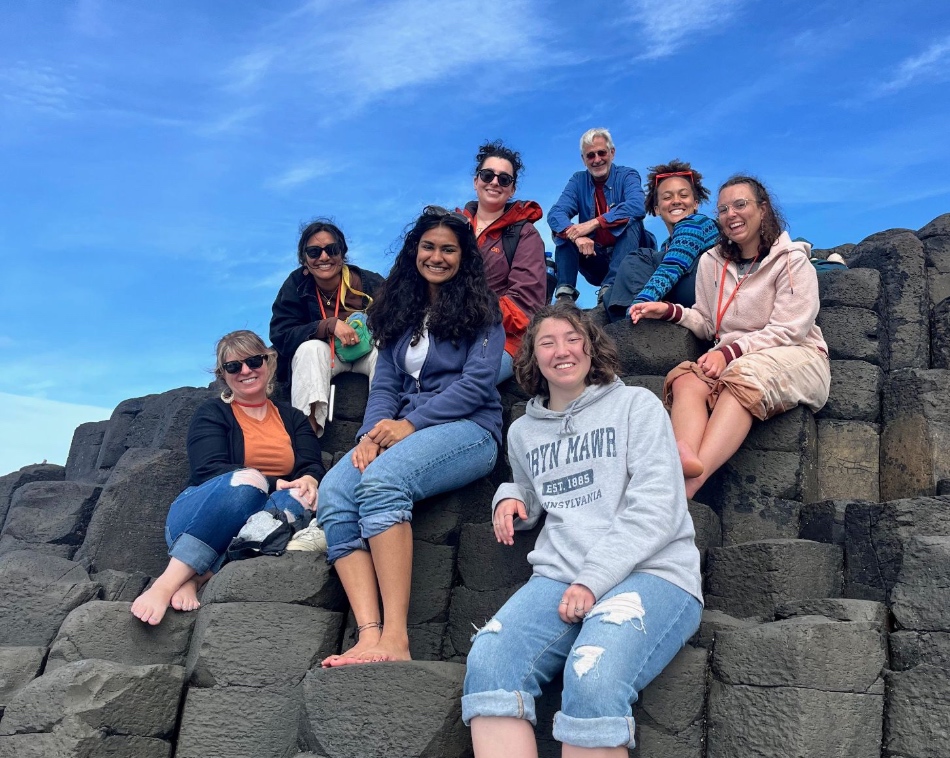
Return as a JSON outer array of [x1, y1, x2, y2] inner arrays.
[[233, 401, 294, 477]]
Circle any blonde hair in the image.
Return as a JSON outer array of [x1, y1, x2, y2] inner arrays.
[[213, 330, 278, 402]]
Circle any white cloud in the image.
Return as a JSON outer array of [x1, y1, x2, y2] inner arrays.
[[874, 36, 950, 96], [0, 392, 112, 474], [0, 62, 78, 115], [628, 0, 746, 59], [264, 159, 337, 190]]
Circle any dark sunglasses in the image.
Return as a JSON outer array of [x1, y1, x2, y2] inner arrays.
[[585, 149, 610, 161], [476, 168, 515, 187], [222, 354, 268, 374], [304, 243, 343, 259]]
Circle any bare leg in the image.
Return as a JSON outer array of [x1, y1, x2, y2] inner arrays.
[[685, 388, 754, 499], [346, 521, 414, 663], [562, 746, 626, 758], [307, 403, 321, 436], [170, 571, 213, 612], [130, 557, 196, 625], [669, 373, 711, 480], [322, 549, 383, 667], [471, 716, 538, 758]]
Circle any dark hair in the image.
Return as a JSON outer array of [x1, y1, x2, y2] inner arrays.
[[475, 139, 524, 188], [645, 160, 711, 217], [717, 175, 787, 261], [367, 206, 500, 347], [513, 302, 619, 398], [296, 219, 348, 266]]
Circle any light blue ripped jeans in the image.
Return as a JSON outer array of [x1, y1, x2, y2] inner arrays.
[[165, 469, 311, 576], [462, 572, 702, 749]]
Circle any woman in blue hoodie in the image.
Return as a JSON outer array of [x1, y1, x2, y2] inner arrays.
[[318, 206, 505, 667], [463, 302, 702, 757]]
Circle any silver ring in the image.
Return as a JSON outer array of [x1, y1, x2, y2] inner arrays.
[[559, 601, 568, 605], [574, 607, 584, 613]]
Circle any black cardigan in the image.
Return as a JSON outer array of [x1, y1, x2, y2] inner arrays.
[[186, 398, 326, 491]]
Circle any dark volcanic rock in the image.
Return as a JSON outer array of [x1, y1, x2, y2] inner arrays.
[[816, 420, 880, 502], [816, 360, 883, 422], [885, 664, 950, 758], [603, 318, 705, 376], [0, 463, 64, 531], [0, 480, 101, 559], [0, 646, 46, 713], [816, 305, 882, 364], [65, 420, 110, 483], [890, 536, 950, 631]]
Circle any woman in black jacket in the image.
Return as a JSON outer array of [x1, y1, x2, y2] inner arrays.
[[130, 330, 325, 626]]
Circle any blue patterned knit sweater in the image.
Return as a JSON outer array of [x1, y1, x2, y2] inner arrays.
[[633, 213, 720, 303]]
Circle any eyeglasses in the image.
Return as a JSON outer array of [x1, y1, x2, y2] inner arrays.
[[716, 198, 758, 217], [654, 170, 694, 187], [304, 243, 343, 259], [222, 354, 268, 374], [476, 169, 515, 187], [584, 149, 610, 161]]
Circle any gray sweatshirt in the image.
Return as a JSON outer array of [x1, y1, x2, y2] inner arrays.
[[493, 378, 703, 603]]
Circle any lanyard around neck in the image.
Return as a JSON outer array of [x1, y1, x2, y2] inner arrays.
[[714, 255, 758, 345], [317, 278, 345, 368]]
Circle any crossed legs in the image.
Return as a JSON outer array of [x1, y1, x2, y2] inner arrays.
[[669, 373, 753, 498]]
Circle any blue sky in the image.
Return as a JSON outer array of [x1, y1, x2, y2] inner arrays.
[[2, 0, 949, 475]]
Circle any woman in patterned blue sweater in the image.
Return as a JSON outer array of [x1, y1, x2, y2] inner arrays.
[[602, 160, 719, 321]]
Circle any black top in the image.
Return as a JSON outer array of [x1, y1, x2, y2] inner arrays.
[[186, 397, 326, 491]]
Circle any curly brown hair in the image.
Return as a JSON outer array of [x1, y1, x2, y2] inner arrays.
[[644, 159, 710, 217], [513, 302, 620, 398], [717, 175, 787, 261]]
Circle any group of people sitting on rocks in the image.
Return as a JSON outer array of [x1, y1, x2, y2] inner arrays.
[[130, 127, 831, 757]]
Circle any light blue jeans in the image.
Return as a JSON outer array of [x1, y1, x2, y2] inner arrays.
[[462, 572, 702, 749], [166, 469, 311, 575], [497, 350, 514, 384], [317, 420, 498, 564]]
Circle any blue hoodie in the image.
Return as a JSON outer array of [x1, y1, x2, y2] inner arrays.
[[493, 378, 702, 603]]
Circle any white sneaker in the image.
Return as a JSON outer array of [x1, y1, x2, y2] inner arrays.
[[286, 522, 328, 553]]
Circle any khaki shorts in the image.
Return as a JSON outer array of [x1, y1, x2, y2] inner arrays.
[[663, 345, 831, 421]]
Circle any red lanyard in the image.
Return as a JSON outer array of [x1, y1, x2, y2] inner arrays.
[[317, 279, 345, 368], [714, 255, 758, 345]]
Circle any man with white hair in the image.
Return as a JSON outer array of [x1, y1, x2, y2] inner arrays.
[[548, 128, 648, 302]]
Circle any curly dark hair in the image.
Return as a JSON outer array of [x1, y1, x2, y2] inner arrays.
[[717, 175, 787, 261], [296, 219, 348, 267], [367, 206, 500, 347], [475, 139, 524, 188], [513, 302, 619, 398], [644, 159, 711, 217]]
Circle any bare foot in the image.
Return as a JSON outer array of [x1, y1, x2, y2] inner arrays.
[[322, 624, 383, 668], [131, 581, 178, 626], [677, 440, 704, 479], [171, 578, 201, 612], [334, 634, 411, 666]]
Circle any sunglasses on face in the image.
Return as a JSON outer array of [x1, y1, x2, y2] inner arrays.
[[585, 149, 610, 161], [476, 169, 515, 187], [222, 354, 268, 374], [304, 243, 343, 259], [716, 198, 757, 217]]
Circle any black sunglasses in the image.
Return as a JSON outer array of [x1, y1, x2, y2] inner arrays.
[[476, 169, 515, 188], [222, 354, 268, 374], [304, 243, 343, 259], [585, 149, 610, 161]]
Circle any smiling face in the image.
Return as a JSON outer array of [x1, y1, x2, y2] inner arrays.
[[655, 176, 699, 232], [718, 183, 765, 258], [582, 135, 615, 180], [416, 224, 462, 301], [474, 156, 516, 213], [304, 230, 344, 288], [223, 351, 269, 405], [534, 317, 592, 408]]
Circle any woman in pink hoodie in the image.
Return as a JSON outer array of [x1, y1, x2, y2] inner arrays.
[[631, 175, 830, 498]]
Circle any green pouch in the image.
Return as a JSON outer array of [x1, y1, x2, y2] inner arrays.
[[334, 312, 373, 363]]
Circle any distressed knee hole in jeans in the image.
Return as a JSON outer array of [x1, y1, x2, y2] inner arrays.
[[229, 468, 268, 493], [470, 617, 502, 642], [586, 592, 647, 632], [572, 645, 605, 678]]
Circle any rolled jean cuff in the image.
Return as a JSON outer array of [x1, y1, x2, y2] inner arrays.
[[326, 536, 368, 565], [461, 690, 537, 727], [168, 532, 221, 576], [359, 508, 413, 540], [552, 712, 636, 749]]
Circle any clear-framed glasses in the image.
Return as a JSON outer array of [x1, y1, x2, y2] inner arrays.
[[716, 198, 757, 217]]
